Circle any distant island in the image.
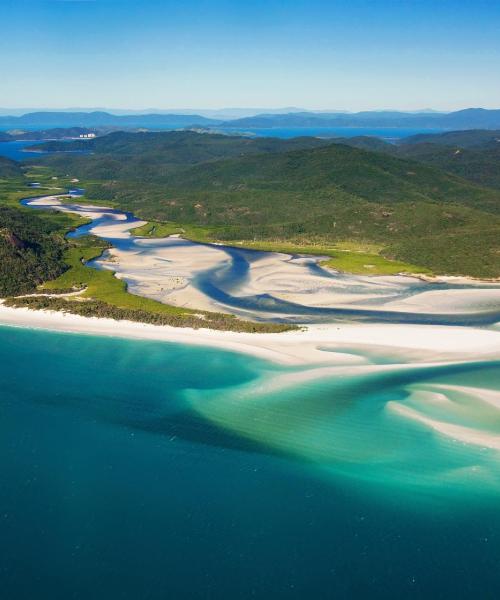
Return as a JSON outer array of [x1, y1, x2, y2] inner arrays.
[[1, 107, 500, 131]]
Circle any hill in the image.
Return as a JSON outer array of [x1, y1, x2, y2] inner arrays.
[[396, 144, 500, 190], [401, 129, 500, 149], [0, 205, 68, 296], [32, 132, 500, 277], [221, 108, 500, 130], [2, 108, 500, 132], [333, 130, 500, 191], [0, 111, 220, 129], [329, 136, 398, 154], [33, 130, 335, 180], [0, 157, 23, 178]]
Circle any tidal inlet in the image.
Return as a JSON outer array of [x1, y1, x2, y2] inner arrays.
[[15, 195, 500, 506], [2, 84, 500, 600]]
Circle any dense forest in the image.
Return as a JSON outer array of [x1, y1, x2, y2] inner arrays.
[[0, 205, 68, 296], [33, 129, 500, 277], [334, 129, 500, 190], [0, 157, 23, 178]]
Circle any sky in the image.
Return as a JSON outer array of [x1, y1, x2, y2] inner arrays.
[[1, 0, 499, 112]]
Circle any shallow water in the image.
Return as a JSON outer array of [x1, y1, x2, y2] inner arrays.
[[1, 326, 500, 598], [23, 196, 500, 326], [6, 194, 500, 597]]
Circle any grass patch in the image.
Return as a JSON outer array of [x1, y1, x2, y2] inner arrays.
[[38, 236, 293, 332], [42, 238, 191, 316], [130, 220, 184, 238], [211, 238, 431, 275], [320, 251, 430, 275], [131, 222, 430, 275], [130, 220, 216, 242]]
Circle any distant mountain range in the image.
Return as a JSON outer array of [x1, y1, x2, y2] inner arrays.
[[0, 111, 219, 129], [0, 107, 308, 119], [219, 108, 500, 130], [0, 127, 102, 141], [1, 108, 500, 132]]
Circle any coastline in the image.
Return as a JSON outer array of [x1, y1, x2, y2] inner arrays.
[[1, 302, 499, 367]]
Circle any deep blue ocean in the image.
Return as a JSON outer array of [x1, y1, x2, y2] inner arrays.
[[1, 325, 500, 599], [0, 140, 53, 161]]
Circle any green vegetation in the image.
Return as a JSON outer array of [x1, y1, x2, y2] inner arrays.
[[5, 294, 295, 333], [30, 130, 334, 181], [0, 156, 24, 179], [212, 239, 430, 275], [41, 235, 192, 315], [401, 129, 500, 149], [0, 163, 293, 331], [0, 205, 69, 296], [131, 218, 431, 276], [131, 221, 183, 237], [0, 186, 292, 331], [321, 251, 427, 275], [1, 123, 499, 336], [130, 220, 215, 241], [27, 129, 500, 277], [0, 170, 88, 296], [10, 226, 293, 331], [396, 143, 500, 190], [338, 130, 500, 191]]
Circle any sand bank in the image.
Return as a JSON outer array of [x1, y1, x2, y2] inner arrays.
[[25, 196, 500, 321], [1, 302, 499, 367]]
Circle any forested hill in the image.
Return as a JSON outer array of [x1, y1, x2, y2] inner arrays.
[[160, 142, 500, 213], [30, 130, 335, 179], [0, 127, 101, 141], [220, 108, 500, 130], [30, 130, 500, 277], [0, 157, 23, 178], [330, 130, 500, 191], [401, 129, 500, 149], [29, 129, 334, 155], [0, 205, 68, 296], [0, 111, 220, 128], [37, 132, 500, 213]]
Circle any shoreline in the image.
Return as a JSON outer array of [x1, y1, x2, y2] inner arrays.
[[31, 194, 500, 286], [1, 302, 499, 367]]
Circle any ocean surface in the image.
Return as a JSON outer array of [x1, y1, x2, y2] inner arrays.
[[0, 140, 52, 161], [0, 139, 81, 161], [1, 325, 500, 599], [3, 194, 500, 597]]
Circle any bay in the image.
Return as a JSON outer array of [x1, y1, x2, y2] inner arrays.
[[1, 325, 500, 598]]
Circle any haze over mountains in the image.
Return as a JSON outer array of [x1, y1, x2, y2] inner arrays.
[[220, 108, 500, 130], [1, 108, 500, 131]]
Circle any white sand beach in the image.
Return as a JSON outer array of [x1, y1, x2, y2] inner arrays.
[[25, 195, 500, 319], [4, 193, 500, 460], [1, 301, 499, 367]]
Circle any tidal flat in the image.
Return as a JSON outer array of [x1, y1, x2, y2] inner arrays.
[[1, 194, 500, 597]]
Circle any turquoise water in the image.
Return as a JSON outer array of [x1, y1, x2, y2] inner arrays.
[[2, 325, 500, 598]]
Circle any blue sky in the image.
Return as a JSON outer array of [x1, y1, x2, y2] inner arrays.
[[1, 0, 499, 111]]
